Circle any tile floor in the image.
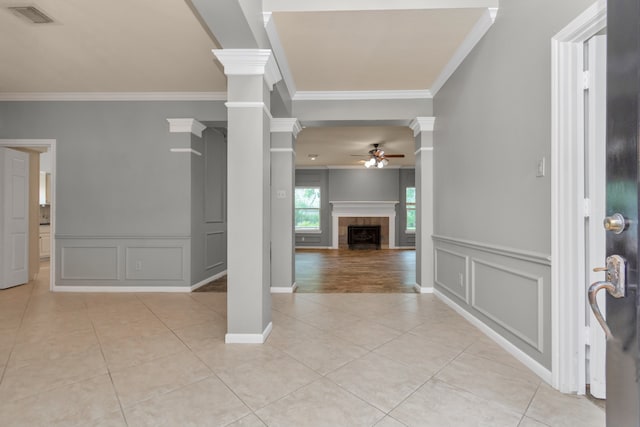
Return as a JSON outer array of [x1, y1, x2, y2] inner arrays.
[[0, 264, 605, 426]]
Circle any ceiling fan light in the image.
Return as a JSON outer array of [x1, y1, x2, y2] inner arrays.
[[377, 161, 384, 168]]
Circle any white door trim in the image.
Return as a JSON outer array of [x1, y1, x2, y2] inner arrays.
[[551, 0, 606, 393], [0, 139, 57, 292]]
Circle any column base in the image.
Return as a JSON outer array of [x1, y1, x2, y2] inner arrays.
[[414, 284, 434, 294], [225, 322, 273, 344], [271, 282, 298, 293]]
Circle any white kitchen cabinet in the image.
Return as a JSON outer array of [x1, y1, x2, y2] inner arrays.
[[39, 225, 50, 259]]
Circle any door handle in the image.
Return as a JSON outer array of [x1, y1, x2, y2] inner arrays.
[[588, 254, 626, 340]]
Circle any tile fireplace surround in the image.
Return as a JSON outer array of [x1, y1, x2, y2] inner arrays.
[[330, 201, 398, 249]]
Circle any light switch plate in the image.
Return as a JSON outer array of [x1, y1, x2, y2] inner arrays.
[[276, 190, 286, 199]]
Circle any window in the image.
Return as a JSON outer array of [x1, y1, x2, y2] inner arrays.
[[406, 187, 416, 231], [295, 187, 321, 231]]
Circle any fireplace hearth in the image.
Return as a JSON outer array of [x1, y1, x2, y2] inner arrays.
[[348, 225, 381, 250]]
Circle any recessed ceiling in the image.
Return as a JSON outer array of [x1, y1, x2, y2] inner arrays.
[[272, 8, 485, 91], [295, 126, 415, 167], [0, 0, 225, 92]]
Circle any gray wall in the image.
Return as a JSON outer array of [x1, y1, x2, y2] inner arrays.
[[432, 0, 594, 369], [295, 168, 415, 247], [293, 98, 433, 123], [0, 100, 227, 288], [191, 128, 227, 286]]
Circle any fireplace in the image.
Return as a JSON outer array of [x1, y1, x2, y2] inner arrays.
[[330, 201, 398, 249], [348, 225, 381, 249]]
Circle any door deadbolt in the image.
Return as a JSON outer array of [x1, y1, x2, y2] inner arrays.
[[603, 213, 627, 234]]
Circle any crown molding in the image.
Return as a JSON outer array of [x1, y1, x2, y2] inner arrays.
[[271, 118, 302, 138], [166, 119, 207, 137], [263, 12, 297, 99], [264, 0, 499, 12], [429, 8, 495, 96], [489, 7, 498, 22], [293, 89, 432, 101], [212, 49, 282, 90], [0, 92, 227, 101], [409, 117, 436, 136]]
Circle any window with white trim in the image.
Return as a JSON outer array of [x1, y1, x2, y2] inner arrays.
[[406, 187, 416, 232], [295, 187, 321, 231]]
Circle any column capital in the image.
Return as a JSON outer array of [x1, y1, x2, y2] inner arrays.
[[409, 117, 436, 136], [271, 118, 302, 138], [212, 49, 282, 90], [166, 118, 206, 137]]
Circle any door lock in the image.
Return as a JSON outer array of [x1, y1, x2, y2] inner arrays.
[[603, 213, 628, 234], [588, 254, 627, 340]]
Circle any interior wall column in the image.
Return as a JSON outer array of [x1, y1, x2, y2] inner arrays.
[[410, 117, 436, 293], [213, 49, 282, 343], [270, 118, 301, 293]]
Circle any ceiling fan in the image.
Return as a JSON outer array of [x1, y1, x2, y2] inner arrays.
[[354, 143, 405, 168]]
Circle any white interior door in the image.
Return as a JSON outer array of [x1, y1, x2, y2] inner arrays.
[[585, 34, 607, 399], [0, 147, 29, 289]]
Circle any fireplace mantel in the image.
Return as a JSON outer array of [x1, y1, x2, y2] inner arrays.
[[330, 201, 399, 249]]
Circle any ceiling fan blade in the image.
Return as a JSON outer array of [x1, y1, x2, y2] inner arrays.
[[384, 154, 405, 158]]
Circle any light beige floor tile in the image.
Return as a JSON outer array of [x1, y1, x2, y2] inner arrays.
[[435, 352, 540, 414], [364, 311, 427, 332], [0, 374, 120, 427], [276, 332, 369, 375], [373, 333, 462, 377], [172, 318, 226, 351], [409, 320, 483, 350], [149, 306, 220, 330], [92, 411, 128, 427], [0, 308, 26, 331], [525, 383, 605, 427], [190, 292, 227, 315], [0, 328, 17, 365], [327, 352, 431, 412], [212, 348, 320, 410], [0, 346, 107, 402], [256, 378, 385, 427], [111, 350, 211, 407], [296, 309, 364, 332], [518, 417, 550, 427], [93, 316, 170, 342], [390, 379, 522, 427], [374, 416, 408, 427], [196, 340, 287, 372], [100, 330, 188, 372], [331, 319, 402, 350], [226, 413, 267, 426], [8, 327, 99, 369], [16, 311, 93, 343], [465, 335, 533, 372], [123, 376, 250, 427]]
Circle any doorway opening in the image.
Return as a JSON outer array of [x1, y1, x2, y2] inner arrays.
[[551, 0, 607, 396], [0, 139, 57, 292]]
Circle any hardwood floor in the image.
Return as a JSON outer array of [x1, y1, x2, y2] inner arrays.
[[295, 248, 416, 293], [196, 248, 416, 293]]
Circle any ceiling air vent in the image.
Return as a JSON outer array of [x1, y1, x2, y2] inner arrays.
[[9, 6, 54, 24]]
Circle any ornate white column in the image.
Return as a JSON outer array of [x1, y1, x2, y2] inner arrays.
[[270, 118, 301, 293], [213, 49, 282, 343], [410, 117, 435, 293]]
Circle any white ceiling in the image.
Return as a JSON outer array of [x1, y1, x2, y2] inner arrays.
[[272, 8, 485, 92], [0, 0, 225, 92], [296, 126, 415, 167], [0, 0, 496, 167]]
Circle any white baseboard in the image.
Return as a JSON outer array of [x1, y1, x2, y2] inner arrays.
[[54, 285, 192, 293], [271, 282, 298, 293], [295, 246, 332, 249], [414, 284, 434, 294], [434, 289, 553, 385], [191, 270, 227, 291], [225, 322, 273, 344]]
